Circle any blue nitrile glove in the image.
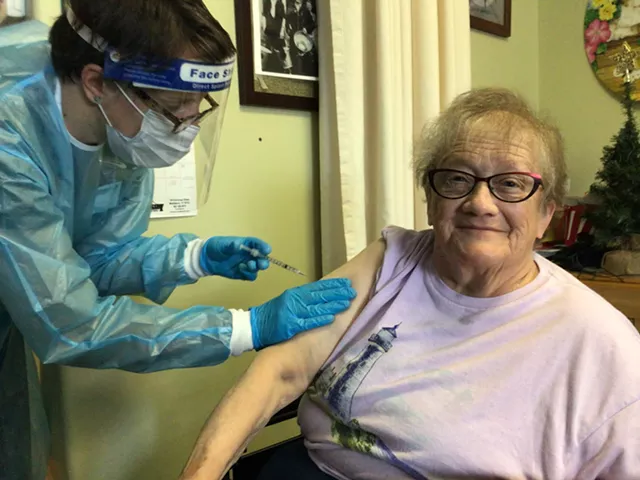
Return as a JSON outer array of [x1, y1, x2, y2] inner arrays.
[[249, 278, 357, 349], [200, 236, 272, 280]]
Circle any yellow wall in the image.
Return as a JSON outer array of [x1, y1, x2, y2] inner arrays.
[[471, 0, 540, 108], [539, 0, 624, 196], [32, 0, 61, 25], [472, 0, 620, 198], [472, 0, 618, 197]]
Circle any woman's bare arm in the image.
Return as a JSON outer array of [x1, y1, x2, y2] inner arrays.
[[179, 238, 386, 480]]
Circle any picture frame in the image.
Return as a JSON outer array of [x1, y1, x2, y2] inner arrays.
[[469, 0, 511, 38], [234, 0, 319, 111]]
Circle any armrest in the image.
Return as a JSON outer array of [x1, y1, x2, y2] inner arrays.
[[266, 397, 301, 427]]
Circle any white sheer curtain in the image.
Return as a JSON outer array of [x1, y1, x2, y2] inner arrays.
[[318, 0, 471, 273]]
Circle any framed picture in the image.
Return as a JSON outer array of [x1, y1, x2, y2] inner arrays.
[[469, 0, 511, 38], [234, 0, 319, 111]]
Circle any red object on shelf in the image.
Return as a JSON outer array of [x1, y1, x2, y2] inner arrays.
[[561, 203, 596, 246], [564, 204, 584, 245]]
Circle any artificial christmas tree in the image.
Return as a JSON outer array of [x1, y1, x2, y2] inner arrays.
[[586, 42, 640, 274]]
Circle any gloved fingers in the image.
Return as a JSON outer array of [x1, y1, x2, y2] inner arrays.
[[245, 260, 258, 272], [289, 315, 335, 336], [306, 315, 335, 329], [256, 258, 270, 270], [241, 270, 258, 281], [304, 287, 358, 305], [301, 300, 352, 319], [243, 237, 272, 256], [301, 278, 353, 292], [238, 264, 258, 281]]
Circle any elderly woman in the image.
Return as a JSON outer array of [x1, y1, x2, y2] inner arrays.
[[180, 88, 640, 480]]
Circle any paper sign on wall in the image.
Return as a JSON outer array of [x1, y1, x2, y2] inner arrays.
[[7, 0, 27, 17], [151, 148, 198, 219]]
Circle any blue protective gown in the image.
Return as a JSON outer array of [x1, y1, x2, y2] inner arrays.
[[0, 21, 235, 478]]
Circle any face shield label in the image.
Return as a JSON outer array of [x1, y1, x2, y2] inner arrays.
[[180, 63, 234, 87], [104, 52, 235, 93]]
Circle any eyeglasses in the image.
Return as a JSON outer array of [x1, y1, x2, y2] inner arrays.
[[427, 169, 543, 203], [131, 87, 219, 133]]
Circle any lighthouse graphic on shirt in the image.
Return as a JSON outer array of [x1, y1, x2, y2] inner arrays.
[[316, 324, 399, 421], [309, 324, 429, 480]]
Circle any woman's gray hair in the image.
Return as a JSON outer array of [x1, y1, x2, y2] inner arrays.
[[413, 87, 568, 207]]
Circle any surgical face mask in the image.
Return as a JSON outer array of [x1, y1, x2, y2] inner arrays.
[[97, 84, 199, 168]]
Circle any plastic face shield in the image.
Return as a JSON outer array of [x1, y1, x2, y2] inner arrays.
[[103, 52, 234, 205], [67, 8, 234, 206]]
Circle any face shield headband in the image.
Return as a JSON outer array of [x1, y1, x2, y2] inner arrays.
[[65, 8, 235, 93]]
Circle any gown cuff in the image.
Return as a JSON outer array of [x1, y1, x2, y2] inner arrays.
[[184, 238, 207, 280], [229, 309, 254, 356]]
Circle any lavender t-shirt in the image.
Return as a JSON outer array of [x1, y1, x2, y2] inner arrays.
[[297, 226, 640, 479]]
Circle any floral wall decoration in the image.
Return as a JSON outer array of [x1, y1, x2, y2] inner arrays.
[[585, 0, 640, 99]]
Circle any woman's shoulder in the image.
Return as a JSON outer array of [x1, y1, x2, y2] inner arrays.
[[376, 226, 433, 288], [533, 260, 640, 422], [380, 226, 434, 259], [538, 257, 640, 344]]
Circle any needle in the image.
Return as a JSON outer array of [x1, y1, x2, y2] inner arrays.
[[239, 245, 306, 277]]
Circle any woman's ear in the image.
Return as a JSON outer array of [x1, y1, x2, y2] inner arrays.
[[425, 188, 435, 226], [536, 200, 556, 239]]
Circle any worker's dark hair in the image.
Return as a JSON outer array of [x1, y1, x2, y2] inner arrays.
[[50, 0, 236, 82]]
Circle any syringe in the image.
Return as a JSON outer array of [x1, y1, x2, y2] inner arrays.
[[239, 244, 306, 277]]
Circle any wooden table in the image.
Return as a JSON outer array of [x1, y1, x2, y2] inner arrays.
[[572, 272, 640, 331]]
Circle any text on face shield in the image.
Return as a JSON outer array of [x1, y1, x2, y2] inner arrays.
[[180, 63, 233, 83]]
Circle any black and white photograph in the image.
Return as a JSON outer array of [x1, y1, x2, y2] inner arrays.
[[470, 0, 503, 25], [470, 0, 511, 38], [252, 0, 318, 81]]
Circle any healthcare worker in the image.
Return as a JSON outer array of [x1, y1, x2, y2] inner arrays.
[[0, 1, 356, 478]]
